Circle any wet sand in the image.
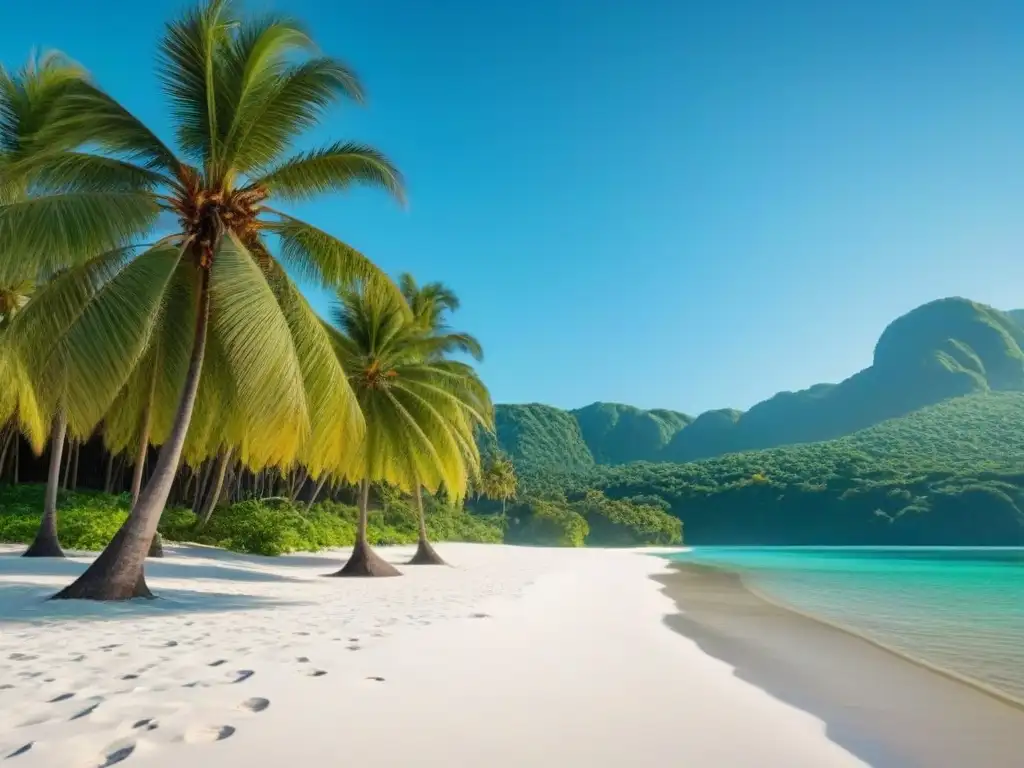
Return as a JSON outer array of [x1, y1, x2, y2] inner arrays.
[[655, 563, 1024, 768]]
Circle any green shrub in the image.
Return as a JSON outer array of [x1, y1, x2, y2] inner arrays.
[[506, 498, 589, 547], [0, 485, 133, 550], [573, 490, 683, 546], [0, 484, 506, 555]]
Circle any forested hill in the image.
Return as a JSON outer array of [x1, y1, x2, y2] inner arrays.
[[489, 297, 1024, 471], [535, 392, 1024, 545]]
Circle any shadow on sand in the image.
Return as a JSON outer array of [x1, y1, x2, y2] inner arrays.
[[169, 543, 414, 570], [0, 552, 312, 623]]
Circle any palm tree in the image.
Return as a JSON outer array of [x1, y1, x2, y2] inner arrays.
[[5, 0, 403, 599], [480, 453, 517, 515], [328, 280, 493, 577], [398, 273, 486, 564], [400, 274, 483, 362], [0, 52, 92, 557]]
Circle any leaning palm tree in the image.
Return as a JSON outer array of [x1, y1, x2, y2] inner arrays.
[[328, 280, 493, 577], [398, 273, 486, 564], [6, 0, 402, 599]]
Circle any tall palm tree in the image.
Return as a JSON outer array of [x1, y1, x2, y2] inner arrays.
[[328, 280, 492, 577], [6, 0, 403, 599], [0, 52, 92, 557], [398, 273, 486, 564]]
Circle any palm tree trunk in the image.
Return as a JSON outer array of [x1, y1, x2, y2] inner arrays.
[[61, 438, 73, 490], [331, 479, 401, 578], [288, 467, 308, 502], [24, 412, 68, 558], [53, 267, 213, 600], [104, 452, 115, 494], [0, 425, 13, 481], [305, 474, 327, 509], [408, 485, 446, 565], [192, 460, 213, 515], [130, 387, 155, 506], [70, 440, 80, 490], [198, 448, 232, 527]]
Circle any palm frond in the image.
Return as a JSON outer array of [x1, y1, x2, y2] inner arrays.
[[0, 340, 47, 452], [0, 50, 89, 162], [270, 272, 363, 479], [0, 191, 161, 282], [208, 232, 310, 469], [253, 142, 404, 204], [36, 80, 180, 172], [158, 0, 235, 174], [268, 214, 399, 294], [14, 244, 184, 436], [25, 152, 171, 194], [219, 15, 364, 172]]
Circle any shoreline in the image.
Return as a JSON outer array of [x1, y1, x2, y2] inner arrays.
[[655, 562, 1024, 768], [738, 569, 1024, 711]]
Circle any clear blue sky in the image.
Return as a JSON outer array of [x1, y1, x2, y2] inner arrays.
[[3, 0, 1024, 415]]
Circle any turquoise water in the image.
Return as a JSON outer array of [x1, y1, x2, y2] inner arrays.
[[667, 547, 1024, 702]]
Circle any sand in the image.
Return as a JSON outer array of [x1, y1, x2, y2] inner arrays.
[[0, 543, 865, 767], [656, 563, 1024, 768]]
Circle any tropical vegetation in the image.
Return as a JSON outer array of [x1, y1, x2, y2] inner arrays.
[[0, 0, 494, 600], [516, 392, 1024, 545]]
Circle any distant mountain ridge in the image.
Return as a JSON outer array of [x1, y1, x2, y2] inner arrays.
[[489, 298, 1024, 472]]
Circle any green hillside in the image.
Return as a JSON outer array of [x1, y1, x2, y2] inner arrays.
[[572, 403, 692, 463], [563, 393, 1024, 545], [490, 298, 1024, 471], [481, 404, 595, 475]]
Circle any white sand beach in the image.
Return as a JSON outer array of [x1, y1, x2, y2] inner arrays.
[[0, 544, 861, 767]]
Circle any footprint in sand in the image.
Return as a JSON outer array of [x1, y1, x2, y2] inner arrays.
[[8, 653, 38, 662], [96, 741, 135, 767], [346, 645, 361, 651], [305, 669, 327, 678], [208, 660, 227, 667], [239, 697, 270, 713], [366, 676, 385, 682], [183, 725, 235, 744], [230, 670, 254, 684], [6, 742, 32, 758], [132, 718, 159, 732], [48, 692, 75, 703], [70, 700, 102, 720], [295, 656, 310, 664]]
